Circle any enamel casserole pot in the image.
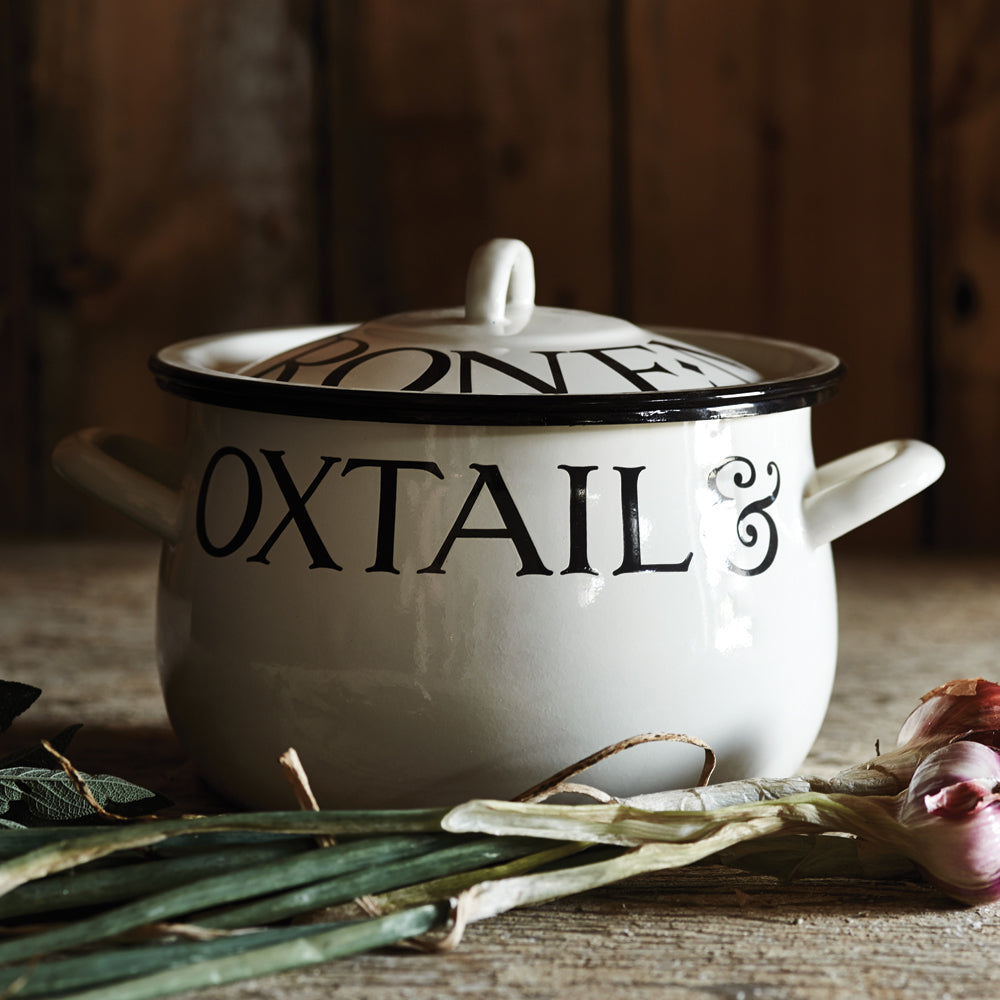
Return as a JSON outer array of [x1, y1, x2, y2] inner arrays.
[[54, 239, 945, 809]]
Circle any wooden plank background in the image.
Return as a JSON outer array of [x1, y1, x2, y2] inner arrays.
[[3, 0, 997, 548]]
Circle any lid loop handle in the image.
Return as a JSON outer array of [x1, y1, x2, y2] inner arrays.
[[465, 238, 535, 326]]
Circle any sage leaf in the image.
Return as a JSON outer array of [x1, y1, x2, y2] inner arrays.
[[0, 681, 41, 734], [0, 767, 169, 827]]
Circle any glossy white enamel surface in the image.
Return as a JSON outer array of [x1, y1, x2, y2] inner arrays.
[[153, 403, 839, 808]]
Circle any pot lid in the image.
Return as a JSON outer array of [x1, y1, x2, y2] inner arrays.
[[151, 238, 845, 426], [239, 239, 762, 395]]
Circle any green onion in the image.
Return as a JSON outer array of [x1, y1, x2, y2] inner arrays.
[[0, 837, 315, 920], [142, 830, 323, 857], [0, 834, 445, 964], [27, 905, 446, 1000], [201, 835, 551, 929], [0, 674, 985, 998], [0, 920, 352, 997], [0, 827, 114, 858], [0, 809, 447, 896], [368, 840, 590, 912]]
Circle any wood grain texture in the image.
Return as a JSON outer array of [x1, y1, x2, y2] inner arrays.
[[0, 2, 38, 530], [2, 541, 999, 999], [25, 0, 320, 531], [627, 1, 923, 547], [928, 0, 1000, 547], [321, 0, 615, 321], [6, 2, 992, 550]]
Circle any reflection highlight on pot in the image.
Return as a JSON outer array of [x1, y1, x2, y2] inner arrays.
[[713, 594, 753, 653], [575, 574, 606, 609]]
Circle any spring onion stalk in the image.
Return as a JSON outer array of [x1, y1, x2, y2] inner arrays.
[[622, 677, 1000, 811], [0, 921, 355, 997], [31, 905, 447, 1000], [0, 834, 446, 964], [446, 740, 1000, 912], [438, 796, 858, 921], [443, 796, 840, 847], [0, 827, 319, 859], [367, 840, 591, 913], [438, 802, 891, 924], [0, 827, 129, 859], [710, 833, 918, 882], [0, 838, 315, 920], [0, 674, 993, 998], [0, 809, 447, 897], [199, 836, 556, 929]]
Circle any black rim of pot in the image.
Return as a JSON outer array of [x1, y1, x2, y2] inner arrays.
[[149, 331, 846, 427]]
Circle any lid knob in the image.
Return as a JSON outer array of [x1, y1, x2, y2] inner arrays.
[[464, 238, 535, 328]]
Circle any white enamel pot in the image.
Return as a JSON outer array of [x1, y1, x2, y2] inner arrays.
[[53, 239, 944, 809]]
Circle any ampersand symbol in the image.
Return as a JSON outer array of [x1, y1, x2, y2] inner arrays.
[[707, 457, 780, 576]]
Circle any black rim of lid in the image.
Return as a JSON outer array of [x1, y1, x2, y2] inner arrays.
[[150, 357, 844, 426], [149, 327, 845, 427]]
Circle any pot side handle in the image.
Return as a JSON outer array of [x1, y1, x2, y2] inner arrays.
[[52, 428, 183, 544], [802, 439, 945, 549]]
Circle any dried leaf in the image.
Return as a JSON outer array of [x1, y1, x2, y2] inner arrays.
[[0, 682, 41, 735], [0, 724, 83, 769]]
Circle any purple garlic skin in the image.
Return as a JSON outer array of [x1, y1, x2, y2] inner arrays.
[[897, 678, 1000, 752], [896, 740, 1000, 906]]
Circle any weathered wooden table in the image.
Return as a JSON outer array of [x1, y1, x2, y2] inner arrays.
[[2, 540, 999, 999]]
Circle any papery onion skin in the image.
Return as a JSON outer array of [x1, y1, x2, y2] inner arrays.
[[799, 678, 1000, 801], [897, 678, 1000, 752], [895, 741, 1000, 906]]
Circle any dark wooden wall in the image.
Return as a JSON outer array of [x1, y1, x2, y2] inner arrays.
[[3, 1, 999, 547]]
